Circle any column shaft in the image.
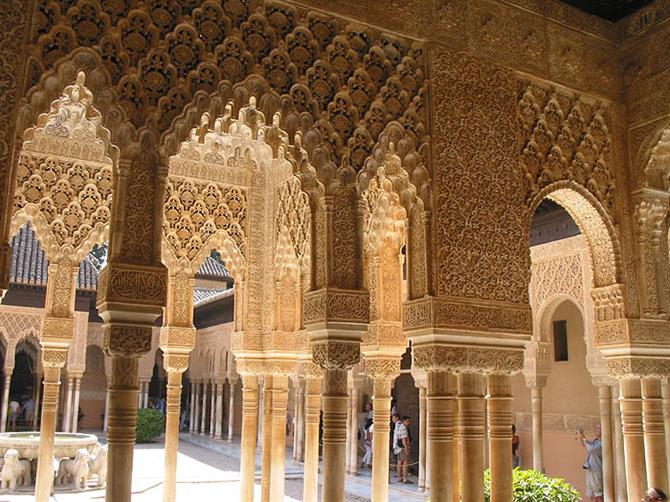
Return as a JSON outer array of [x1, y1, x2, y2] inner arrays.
[[488, 375, 513, 502], [418, 386, 427, 491], [210, 382, 217, 437], [643, 377, 668, 492], [261, 377, 273, 502], [194, 382, 201, 433], [371, 378, 393, 502], [103, 384, 110, 432], [269, 376, 289, 502], [240, 375, 259, 502], [227, 379, 236, 442], [105, 357, 140, 502], [215, 382, 224, 439], [200, 382, 207, 433], [34, 366, 60, 501], [612, 386, 627, 502], [34, 373, 42, 429], [530, 386, 543, 472], [321, 368, 348, 502], [296, 382, 305, 462], [349, 383, 359, 474], [620, 378, 647, 502], [71, 377, 81, 433], [63, 376, 74, 433], [459, 373, 485, 502], [599, 385, 615, 502], [0, 371, 11, 432], [427, 371, 455, 502], [303, 377, 321, 502], [189, 382, 196, 432], [163, 370, 183, 502], [662, 380, 670, 487]]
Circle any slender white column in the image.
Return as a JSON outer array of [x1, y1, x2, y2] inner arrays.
[[662, 379, 670, 487], [228, 378, 237, 442], [215, 382, 224, 439], [292, 380, 300, 461], [418, 386, 427, 491], [194, 382, 201, 433], [144, 382, 149, 408], [71, 377, 81, 433], [200, 381, 207, 434], [63, 376, 74, 433], [530, 385, 543, 471], [103, 384, 110, 432], [612, 385, 627, 502], [210, 382, 217, 437], [296, 381, 305, 462], [348, 382, 359, 475], [189, 381, 196, 432], [0, 369, 12, 432], [598, 385, 615, 502]]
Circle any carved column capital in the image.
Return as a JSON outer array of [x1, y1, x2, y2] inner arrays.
[[159, 326, 196, 353], [97, 261, 167, 313], [364, 358, 401, 381], [163, 354, 190, 373], [103, 325, 152, 358], [41, 348, 68, 369], [312, 340, 360, 371], [607, 357, 670, 380], [524, 374, 548, 388]]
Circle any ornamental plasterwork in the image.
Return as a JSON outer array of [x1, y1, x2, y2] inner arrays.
[[527, 235, 609, 382], [518, 80, 615, 217], [12, 72, 115, 263], [515, 411, 599, 434]]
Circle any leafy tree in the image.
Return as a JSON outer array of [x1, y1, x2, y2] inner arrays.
[[136, 408, 164, 443], [484, 469, 580, 502]]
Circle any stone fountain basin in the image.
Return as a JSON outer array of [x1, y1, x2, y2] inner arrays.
[[0, 432, 98, 460]]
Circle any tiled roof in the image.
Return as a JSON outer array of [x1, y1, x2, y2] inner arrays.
[[196, 257, 232, 281], [193, 287, 233, 308], [10, 226, 231, 294], [10, 225, 100, 291]]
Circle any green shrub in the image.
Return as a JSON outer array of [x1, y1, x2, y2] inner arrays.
[[136, 408, 165, 443], [484, 468, 580, 502]]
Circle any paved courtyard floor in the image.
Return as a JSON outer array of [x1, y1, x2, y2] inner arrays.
[[0, 433, 425, 501]]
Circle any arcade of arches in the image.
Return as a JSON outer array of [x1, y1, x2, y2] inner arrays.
[[0, 1, 670, 501]]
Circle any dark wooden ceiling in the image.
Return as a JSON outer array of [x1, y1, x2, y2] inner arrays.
[[559, 0, 654, 21]]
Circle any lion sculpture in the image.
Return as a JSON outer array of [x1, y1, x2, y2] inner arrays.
[[0, 449, 31, 491], [88, 443, 107, 486], [56, 448, 90, 489]]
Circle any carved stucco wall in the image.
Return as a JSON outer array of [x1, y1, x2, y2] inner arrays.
[[432, 47, 529, 307], [529, 235, 608, 379], [189, 322, 235, 382]]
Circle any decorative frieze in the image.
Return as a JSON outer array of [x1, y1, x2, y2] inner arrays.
[[303, 288, 369, 324], [404, 297, 532, 334], [413, 345, 524, 374]]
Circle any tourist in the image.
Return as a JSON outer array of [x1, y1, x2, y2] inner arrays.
[[22, 397, 35, 429], [644, 488, 669, 501], [394, 416, 412, 484], [8, 398, 19, 431], [577, 425, 603, 502], [391, 413, 400, 477], [512, 424, 521, 468], [361, 417, 373, 468]]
